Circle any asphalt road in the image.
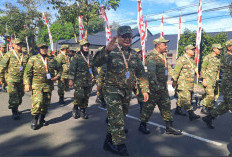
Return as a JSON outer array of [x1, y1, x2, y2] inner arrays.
[[0, 84, 232, 156]]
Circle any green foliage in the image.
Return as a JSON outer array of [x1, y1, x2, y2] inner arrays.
[[110, 21, 120, 31], [88, 16, 105, 34]]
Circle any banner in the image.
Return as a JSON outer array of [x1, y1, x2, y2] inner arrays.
[[42, 12, 54, 54], [195, 0, 202, 66], [160, 14, 164, 37], [176, 11, 181, 59], [79, 16, 85, 40], [100, 6, 112, 45]]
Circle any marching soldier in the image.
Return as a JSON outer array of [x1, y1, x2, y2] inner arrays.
[[0, 38, 29, 120], [202, 39, 232, 129], [93, 26, 149, 156], [172, 45, 200, 121], [200, 44, 222, 114], [24, 43, 60, 130], [0, 43, 7, 92], [69, 39, 96, 120], [56, 45, 70, 104], [139, 37, 182, 135]]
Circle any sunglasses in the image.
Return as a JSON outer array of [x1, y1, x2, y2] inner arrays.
[[120, 34, 132, 39]]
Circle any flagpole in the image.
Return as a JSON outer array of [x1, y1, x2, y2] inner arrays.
[[176, 10, 181, 59]]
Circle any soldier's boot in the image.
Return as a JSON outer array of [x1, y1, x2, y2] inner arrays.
[[138, 122, 150, 134], [59, 96, 65, 104], [202, 114, 215, 129], [188, 110, 200, 121], [165, 121, 182, 135], [39, 114, 49, 126], [201, 106, 209, 115], [101, 98, 107, 108], [31, 115, 39, 130], [80, 108, 88, 119], [175, 106, 187, 116], [11, 107, 20, 120], [72, 105, 80, 119], [103, 133, 119, 154], [117, 144, 129, 156], [124, 127, 128, 134]]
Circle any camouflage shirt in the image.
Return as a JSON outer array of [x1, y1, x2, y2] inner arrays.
[[173, 54, 197, 91], [146, 49, 174, 91], [69, 51, 96, 87], [24, 53, 60, 92], [0, 50, 29, 83], [0, 51, 5, 61], [56, 52, 70, 79], [96, 64, 107, 87], [201, 53, 220, 87], [93, 46, 149, 93], [220, 53, 232, 91]]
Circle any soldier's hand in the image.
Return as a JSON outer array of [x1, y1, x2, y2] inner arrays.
[[97, 86, 101, 91], [51, 76, 59, 81], [172, 81, 177, 88], [0, 81, 2, 85], [143, 93, 149, 102], [69, 80, 74, 88], [105, 36, 118, 52], [24, 84, 31, 92], [202, 79, 207, 87]]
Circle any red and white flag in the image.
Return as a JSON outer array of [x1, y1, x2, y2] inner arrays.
[[137, 0, 147, 63], [79, 16, 85, 40], [100, 6, 112, 45], [160, 14, 164, 37], [42, 12, 54, 54], [176, 11, 181, 59], [195, 0, 202, 65]]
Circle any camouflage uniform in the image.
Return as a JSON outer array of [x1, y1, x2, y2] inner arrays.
[[0, 39, 29, 111], [69, 40, 96, 115], [93, 43, 149, 145], [56, 45, 70, 98], [201, 48, 221, 109], [24, 53, 60, 115], [0, 43, 7, 91], [96, 64, 107, 105]]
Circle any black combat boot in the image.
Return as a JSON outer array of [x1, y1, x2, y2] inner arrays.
[[12, 107, 20, 120], [31, 115, 39, 130], [175, 106, 187, 116], [117, 144, 129, 156], [80, 108, 88, 119], [165, 121, 182, 135], [201, 106, 209, 115], [59, 96, 65, 104], [202, 114, 215, 129], [72, 105, 80, 119], [188, 110, 200, 121], [103, 133, 119, 154], [138, 122, 150, 134], [101, 98, 107, 108], [39, 114, 48, 126]]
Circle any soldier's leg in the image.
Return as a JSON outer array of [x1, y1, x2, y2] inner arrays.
[[80, 86, 92, 119], [175, 90, 187, 116], [140, 93, 156, 123], [39, 92, 51, 126], [64, 79, 69, 92], [202, 86, 215, 108], [72, 86, 85, 119], [58, 80, 65, 104]]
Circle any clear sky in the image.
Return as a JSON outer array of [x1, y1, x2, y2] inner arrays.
[[0, 0, 232, 35]]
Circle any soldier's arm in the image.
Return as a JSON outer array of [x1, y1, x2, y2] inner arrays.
[[93, 46, 109, 67], [68, 55, 78, 80], [200, 55, 209, 79], [146, 55, 158, 85], [173, 58, 183, 81], [56, 54, 63, 74], [167, 62, 175, 78], [53, 58, 61, 79], [23, 57, 34, 86], [0, 52, 10, 82]]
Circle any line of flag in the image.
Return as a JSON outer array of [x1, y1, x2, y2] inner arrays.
[[100, 6, 112, 45], [176, 11, 181, 59], [79, 16, 85, 40], [160, 14, 164, 37]]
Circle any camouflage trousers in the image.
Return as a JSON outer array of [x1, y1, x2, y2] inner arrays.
[[140, 89, 173, 123], [73, 86, 92, 109], [177, 90, 193, 111], [132, 83, 144, 103], [58, 79, 69, 97], [211, 88, 232, 118], [97, 86, 104, 100], [201, 86, 217, 108], [104, 86, 132, 145], [31, 89, 51, 115], [7, 81, 24, 109]]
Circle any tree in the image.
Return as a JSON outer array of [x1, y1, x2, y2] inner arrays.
[[88, 16, 105, 34], [110, 21, 120, 31]]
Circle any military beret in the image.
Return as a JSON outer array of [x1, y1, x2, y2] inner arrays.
[[185, 45, 196, 50], [117, 26, 132, 36], [153, 37, 169, 45], [225, 39, 232, 47], [60, 44, 69, 50], [12, 38, 23, 44], [0, 43, 6, 48], [38, 43, 48, 48], [79, 39, 90, 46], [212, 44, 223, 49]]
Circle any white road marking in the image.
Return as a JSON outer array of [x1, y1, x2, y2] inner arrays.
[[98, 106, 224, 146]]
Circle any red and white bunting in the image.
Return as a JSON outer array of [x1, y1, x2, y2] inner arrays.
[[195, 0, 202, 66], [176, 11, 181, 59], [42, 12, 54, 54], [100, 6, 112, 45], [137, 0, 147, 63], [160, 14, 164, 37], [79, 16, 85, 40]]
